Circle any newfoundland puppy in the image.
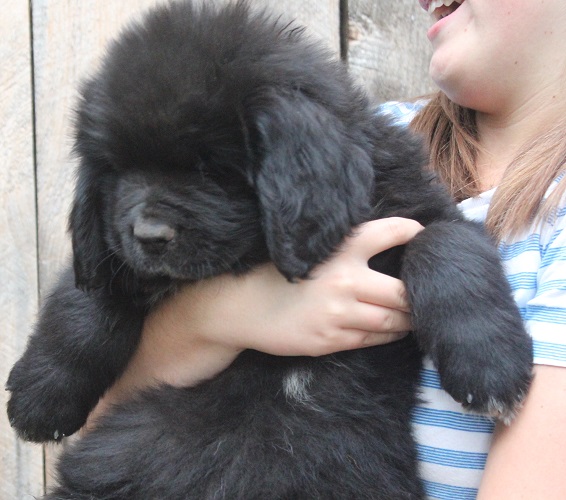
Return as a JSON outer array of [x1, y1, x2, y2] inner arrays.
[[7, 1, 532, 498]]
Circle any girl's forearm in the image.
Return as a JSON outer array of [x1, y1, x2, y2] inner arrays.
[[478, 364, 566, 499]]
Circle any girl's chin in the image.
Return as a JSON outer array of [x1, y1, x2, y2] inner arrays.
[[430, 70, 490, 112], [428, 52, 455, 91], [428, 60, 467, 106], [428, 43, 470, 93]]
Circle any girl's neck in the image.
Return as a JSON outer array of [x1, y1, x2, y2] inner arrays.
[[474, 117, 527, 191], [474, 89, 566, 191]]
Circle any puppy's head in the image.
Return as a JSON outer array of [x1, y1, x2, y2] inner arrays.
[[69, 0, 375, 290]]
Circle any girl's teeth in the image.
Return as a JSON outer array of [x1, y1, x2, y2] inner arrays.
[[428, 0, 462, 15]]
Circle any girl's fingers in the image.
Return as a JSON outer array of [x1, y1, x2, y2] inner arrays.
[[346, 302, 413, 333], [348, 218, 424, 259], [355, 272, 411, 312], [356, 331, 409, 348], [316, 329, 409, 355]]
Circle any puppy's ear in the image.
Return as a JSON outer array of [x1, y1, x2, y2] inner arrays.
[[253, 92, 374, 280], [68, 160, 109, 290]]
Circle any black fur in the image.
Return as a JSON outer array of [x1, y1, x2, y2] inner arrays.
[[6, 1, 533, 498]]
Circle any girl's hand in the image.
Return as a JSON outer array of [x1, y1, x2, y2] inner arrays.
[[200, 216, 423, 357]]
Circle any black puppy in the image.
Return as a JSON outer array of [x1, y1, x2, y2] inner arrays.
[[7, 1, 533, 498]]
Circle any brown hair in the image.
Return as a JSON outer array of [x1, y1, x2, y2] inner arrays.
[[411, 92, 566, 242]]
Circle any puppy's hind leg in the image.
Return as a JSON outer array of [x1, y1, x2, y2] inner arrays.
[[46, 387, 216, 500]]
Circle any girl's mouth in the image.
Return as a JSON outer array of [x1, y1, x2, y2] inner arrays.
[[419, 0, 464, 22]]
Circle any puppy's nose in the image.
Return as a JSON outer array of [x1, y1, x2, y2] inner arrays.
[[133, 218, 176, 244]]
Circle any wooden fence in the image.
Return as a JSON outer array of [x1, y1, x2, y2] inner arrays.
[[0, 0, 434, 497]]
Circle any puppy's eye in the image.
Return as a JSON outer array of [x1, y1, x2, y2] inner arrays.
[[154, 200, 179, 212]]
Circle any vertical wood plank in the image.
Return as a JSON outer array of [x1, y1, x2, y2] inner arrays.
[[32, 0, 163, 290], [347, 0, 436, 103], [32, 2, 164, 485], [0, 1, 44, 498], [261, 0, 340, 54]]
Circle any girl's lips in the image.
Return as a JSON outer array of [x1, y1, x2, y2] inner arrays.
[[427, 16, 448, 41], [425, 1, 464, 41], [419, 0, 430, 11]]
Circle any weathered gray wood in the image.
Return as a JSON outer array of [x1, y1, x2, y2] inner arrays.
[[347, 0, 436, 103], [32, 1, 168, 485], [261, 0, 341, 54], [32, 0, 162, 291], [0, 1, 44, 498]]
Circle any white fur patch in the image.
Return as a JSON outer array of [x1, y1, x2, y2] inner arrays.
[[283, 368, 313, 403]]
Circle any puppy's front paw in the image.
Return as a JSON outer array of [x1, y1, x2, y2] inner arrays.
[[437, 323, 533, 424], [6, 358, 94, 442]]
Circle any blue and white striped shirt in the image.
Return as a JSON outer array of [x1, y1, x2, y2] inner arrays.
[[380, 101, 566, 499]]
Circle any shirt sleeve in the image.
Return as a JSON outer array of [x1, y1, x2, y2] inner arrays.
[[526, 202, 566, 367]]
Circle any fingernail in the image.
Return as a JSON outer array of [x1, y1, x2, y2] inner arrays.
[[392, 332, 409, 341]]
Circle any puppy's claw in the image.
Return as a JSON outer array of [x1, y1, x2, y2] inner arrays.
[[459, 389, 529, 425]]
